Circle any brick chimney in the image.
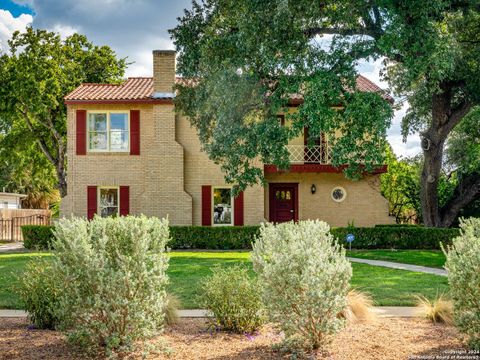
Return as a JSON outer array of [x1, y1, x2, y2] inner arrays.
[[152, 50, 176, 97]]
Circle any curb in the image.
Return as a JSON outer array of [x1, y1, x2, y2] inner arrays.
[[0, 307, 421, 319]]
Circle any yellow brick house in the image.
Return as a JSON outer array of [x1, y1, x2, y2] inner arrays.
[[61, 50, 394, 227]]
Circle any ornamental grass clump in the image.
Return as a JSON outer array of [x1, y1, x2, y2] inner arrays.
[[251, 220, 352, 351], [200, 265, 264, 333], [443, 217, 480, 349], [51, 215, 170, 357]]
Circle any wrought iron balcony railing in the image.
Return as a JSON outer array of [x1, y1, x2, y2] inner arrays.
[[286, 145, 332, 164]]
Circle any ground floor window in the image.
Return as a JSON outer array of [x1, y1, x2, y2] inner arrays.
[[213, 187, 233, 225], [99, 187, 119, 217]]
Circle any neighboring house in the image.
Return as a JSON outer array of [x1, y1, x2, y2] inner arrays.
[[61, 50, 394, 227], [0, 192, 26, 210]]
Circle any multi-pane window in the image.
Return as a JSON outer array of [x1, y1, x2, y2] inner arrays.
[[213, 187, 233, 225], [88, 112, 129, 152], [99, 187, 119, 217]]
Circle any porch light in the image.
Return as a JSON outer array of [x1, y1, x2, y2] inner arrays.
[[311, 184, 316, 194]]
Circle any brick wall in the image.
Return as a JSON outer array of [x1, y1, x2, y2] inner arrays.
[[264, 172, 394, 227]]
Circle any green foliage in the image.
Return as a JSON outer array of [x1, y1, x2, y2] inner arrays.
[[169, 226, 259, 249], [170, 1, 393, 191], [199, 265, 264, 333], [51, 216, 170, 356], [16, 259, 60, 329], [252, 221, 351, 351], [380, 146, 421, 223], [443, 218, 480, 350], [22, 225, 55, 250], [171, 1, 480, 226], [331, 226, 459, 250], [22, 223, 457, 251], [0, 28, 127, 197]]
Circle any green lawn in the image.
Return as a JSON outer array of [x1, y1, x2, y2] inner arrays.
[[0, 251, 449, 309], [347, 249, 446, 268]]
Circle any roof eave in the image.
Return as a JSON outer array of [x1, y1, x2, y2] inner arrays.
[[64, 99, 173, 105]]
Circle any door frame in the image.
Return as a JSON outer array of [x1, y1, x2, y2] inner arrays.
[[268, 183, 299, 223]]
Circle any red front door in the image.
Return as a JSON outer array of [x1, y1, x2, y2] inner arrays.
[[269, 183, 298, 223]]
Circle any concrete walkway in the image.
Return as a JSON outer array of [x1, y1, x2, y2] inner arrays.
[[0, 242, 25, 253], [348, 257, 447, 276], [0, 307, 421, 319]]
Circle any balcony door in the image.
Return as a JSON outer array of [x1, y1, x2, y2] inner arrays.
[[269, 183, 298, 223], [304, 127, 328, 164]]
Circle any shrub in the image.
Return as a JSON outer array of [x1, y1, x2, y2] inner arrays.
[[443, 217, 480, 349], [251, 220, 352, 351], [51, 215, 170, 356], [331, 226, 459, 250], [22, 225, 55, 250], [16, 258, 60, 329], [168, 225, 457, 250], [199, 265, 264, 333], [169, 226, 259, 249], [415, 294, 453, 325]]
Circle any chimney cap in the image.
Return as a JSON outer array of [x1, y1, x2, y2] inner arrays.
[[153, 50, 176, 55]]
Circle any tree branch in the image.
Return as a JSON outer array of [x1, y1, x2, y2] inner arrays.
[[440, 172, 480, 227], [304, 27, 379, 38], [17, 105, 58, 165], [440, 100, 472, 139]]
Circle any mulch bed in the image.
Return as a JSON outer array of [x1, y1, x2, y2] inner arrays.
[[0, 317, 467, 359]]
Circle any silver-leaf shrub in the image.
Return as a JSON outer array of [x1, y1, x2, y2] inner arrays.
[[443, 217, 480, 349], [251, 220, 352, 351], [52, 215, 170, 356], [200, 265, 265, 333]]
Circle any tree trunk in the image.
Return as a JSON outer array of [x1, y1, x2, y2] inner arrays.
[[440, 172, 480, 227], [57, 167, 67, 198], [420, 134, 445, 227]]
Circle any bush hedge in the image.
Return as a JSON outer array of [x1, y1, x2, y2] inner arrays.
[[22, 225, 55, 250], [331, 226, 459, 249], [22, 223, 459, 250], [169, 226, 259, 249]]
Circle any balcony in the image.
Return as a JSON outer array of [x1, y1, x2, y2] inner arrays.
[[287, 145, 332, 164], [264, 144, 388, 174]]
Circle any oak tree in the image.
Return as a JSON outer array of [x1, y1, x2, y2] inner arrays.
[[171, 0, 480, 227], [0, 28, 127, 197]]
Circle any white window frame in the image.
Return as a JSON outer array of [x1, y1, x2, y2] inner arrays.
[[331, 186, 347, 203], [98, 186, 120, 217], [212, 186, 234, 226], [87, 111, 130, 153]]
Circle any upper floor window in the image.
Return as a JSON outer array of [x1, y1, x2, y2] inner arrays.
[[88, 112, 129, 152]]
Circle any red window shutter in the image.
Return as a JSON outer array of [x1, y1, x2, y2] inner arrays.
[[130, 110, 140, 155], [87, 186, 97, 220], [119, 186, 130, 216], [76, 110, 87, 155], [201, 185, 212, 226], [234, 191, 244, 226]]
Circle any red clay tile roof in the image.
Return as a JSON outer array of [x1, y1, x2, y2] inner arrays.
[[64, 77, 155, 102], [65, 75, 392, 104]]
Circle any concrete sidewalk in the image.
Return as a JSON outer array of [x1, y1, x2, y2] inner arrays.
[[0, 242, 25, 253], [348, 257, 447, 276], [0, 307, 422, 319]]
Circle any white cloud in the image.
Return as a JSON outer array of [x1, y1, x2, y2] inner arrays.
[[0, 9, 32, 52], [51, 23, 78, 39]]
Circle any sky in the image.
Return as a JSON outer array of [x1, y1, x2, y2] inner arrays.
[[0, 0, 420, 157]]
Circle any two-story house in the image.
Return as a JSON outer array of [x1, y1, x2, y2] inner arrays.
[[61, 50, 394, 227]]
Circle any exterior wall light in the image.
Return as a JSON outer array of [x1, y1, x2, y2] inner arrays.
[[311, 184, 316, 194]]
